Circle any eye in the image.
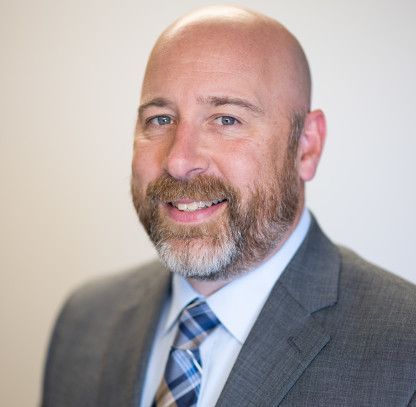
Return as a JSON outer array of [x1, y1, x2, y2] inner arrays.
[[148, 115, 172, 126], [215, 116, 239, 126]]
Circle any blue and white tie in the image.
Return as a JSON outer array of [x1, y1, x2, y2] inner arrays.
[[155, 299, 220, 407]]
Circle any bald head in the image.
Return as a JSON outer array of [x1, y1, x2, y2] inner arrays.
[[143, 5, 311, 113]]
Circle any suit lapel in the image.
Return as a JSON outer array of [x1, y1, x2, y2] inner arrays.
[[217, 218, 340, 406], [97, 262, 171, 407]]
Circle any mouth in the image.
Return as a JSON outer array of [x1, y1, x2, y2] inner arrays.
[[162, 198, 228, 223], [169, 198, 226, 212]]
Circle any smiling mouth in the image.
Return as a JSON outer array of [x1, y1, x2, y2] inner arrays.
[[168, 198, 227, 212]]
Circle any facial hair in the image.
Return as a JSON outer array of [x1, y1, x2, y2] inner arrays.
[[131, 138, 301, 281]]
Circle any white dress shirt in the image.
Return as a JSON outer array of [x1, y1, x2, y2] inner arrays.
[[141, 208, 311, 407]]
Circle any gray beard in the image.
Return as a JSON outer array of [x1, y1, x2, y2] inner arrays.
[[132, 168, 299, 281], [155, 230, 239, 280]]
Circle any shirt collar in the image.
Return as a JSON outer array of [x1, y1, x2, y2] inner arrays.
[[163, 273, 201, 336], [162, 208, 311, 342]]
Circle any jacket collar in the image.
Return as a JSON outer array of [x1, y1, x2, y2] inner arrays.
[[97, 261, 171, 407], [216, 216, 340, 406], [278, 215, 339, 313]]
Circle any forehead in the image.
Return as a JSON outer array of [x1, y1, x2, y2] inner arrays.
[[151, 22, 267, 68], [141, 24, 285, 107]]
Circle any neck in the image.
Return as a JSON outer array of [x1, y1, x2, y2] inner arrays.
[[187, 277, 233, 297]]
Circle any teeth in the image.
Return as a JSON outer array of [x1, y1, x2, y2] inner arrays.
[[174, 199, 224, 212]]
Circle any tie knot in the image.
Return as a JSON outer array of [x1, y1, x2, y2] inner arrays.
[[173, 299, 220, 350]]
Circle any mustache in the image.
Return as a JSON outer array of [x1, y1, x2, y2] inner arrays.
[[144, 173, 238, 203]]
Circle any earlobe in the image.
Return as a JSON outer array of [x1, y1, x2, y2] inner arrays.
[[298, 109, 326, 182]]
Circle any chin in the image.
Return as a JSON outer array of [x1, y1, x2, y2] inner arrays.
[[155, 237, 239, 281]]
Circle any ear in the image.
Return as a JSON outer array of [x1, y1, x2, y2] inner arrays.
[[297, 109, 326, 182]]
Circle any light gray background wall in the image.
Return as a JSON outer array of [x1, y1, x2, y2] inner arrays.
[[1, 0, 415, 405]]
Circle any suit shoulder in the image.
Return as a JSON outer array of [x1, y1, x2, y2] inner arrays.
[[63, 260, 167, 312], [49, 260, 170, 349], [42, 261, 170, 406], [338, 246, 416, 317]]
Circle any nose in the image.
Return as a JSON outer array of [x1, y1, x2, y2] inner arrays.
[[164, 122, 209, 180]]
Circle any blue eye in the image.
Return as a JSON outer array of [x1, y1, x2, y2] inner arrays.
[[150, 115, 172, 125], [219, 116, 238, 125]]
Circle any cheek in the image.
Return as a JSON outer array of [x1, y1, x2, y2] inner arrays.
[[131, 143, 163, 193], [232, 150, 287, 199], [214, 142, 267, 193]]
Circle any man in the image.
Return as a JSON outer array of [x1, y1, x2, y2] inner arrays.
[[42, 5, 416, 407]]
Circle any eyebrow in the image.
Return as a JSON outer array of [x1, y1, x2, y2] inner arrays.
[[138, 95, 264, 119], [198, 96, 264, 115], [138, 97, 173, 120]]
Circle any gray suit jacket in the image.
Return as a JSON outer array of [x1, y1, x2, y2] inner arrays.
[[42, 218, 416, 406]]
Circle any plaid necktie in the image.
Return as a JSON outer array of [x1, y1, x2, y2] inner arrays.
[[154, 299, 220, 407]]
